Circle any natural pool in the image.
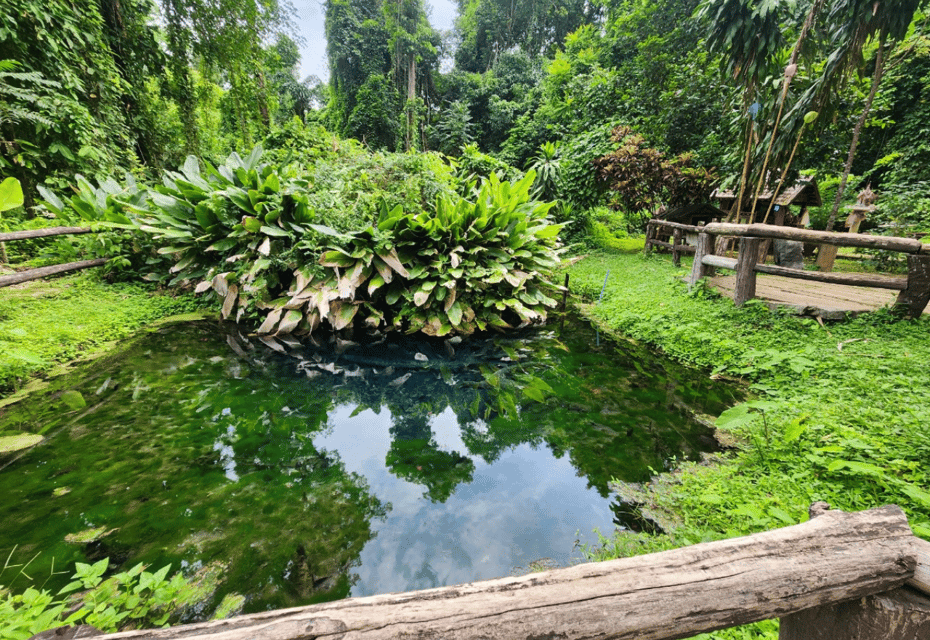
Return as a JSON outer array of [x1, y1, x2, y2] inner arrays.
[[0, 316, 738, 619]]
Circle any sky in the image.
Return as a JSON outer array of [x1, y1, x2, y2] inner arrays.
[[294, 0, 458, 81]]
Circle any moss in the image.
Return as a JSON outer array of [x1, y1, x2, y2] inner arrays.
[[212, 593, 246, 620], [64, 526, 117, 544], [0, 273, 211, 397]]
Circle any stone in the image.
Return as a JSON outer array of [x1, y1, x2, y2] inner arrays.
[[773, 239, 805, 270]]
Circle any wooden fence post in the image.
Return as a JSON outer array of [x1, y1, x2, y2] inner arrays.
[[645, 222, 657, 255], [895, 254, 930, 318], [779, 587, 930, 640], [780, 529, 930, 640], [734, 237, 761, 306], [689, 232, 716, 288], [672, 228, 682, 267]]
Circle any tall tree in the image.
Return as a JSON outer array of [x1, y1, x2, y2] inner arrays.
[[325, 0, 438, 150], [815, 0, 926, 233], [454, 0, 601, 72], [0, 0, 134, 204]]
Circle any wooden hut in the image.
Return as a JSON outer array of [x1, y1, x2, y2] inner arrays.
[[655, 203, 728, 246], [711, 177, 822, 227]]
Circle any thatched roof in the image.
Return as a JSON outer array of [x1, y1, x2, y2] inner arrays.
[[660, 203, 728, 224], [712, 177, 822, 208]]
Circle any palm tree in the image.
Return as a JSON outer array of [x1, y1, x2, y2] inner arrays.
[[805, 0, 925, 270], [820, 0, 924, 233]]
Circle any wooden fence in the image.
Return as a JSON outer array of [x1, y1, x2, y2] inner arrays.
[[72, 505, 930, 640], [0, 226, 104, 288], [643, 219, 700, 267], [676, 222, 930, 318]]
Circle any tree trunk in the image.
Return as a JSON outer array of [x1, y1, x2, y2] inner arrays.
[[750, 0, 825, 223], [405, 57, 416, 151], [825, 37, 886, 234]]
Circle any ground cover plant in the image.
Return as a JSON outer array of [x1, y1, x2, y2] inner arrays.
[[0, 274, 207, 394], [568, 249, 930, 639]]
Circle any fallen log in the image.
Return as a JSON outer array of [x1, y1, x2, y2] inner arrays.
[[0, 259, 107, 288], [98, 506, 918, 640]]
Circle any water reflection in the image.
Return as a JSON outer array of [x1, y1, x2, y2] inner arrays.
[[0, 317, 737, 618]]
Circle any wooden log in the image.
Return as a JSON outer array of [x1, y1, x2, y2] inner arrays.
[[909, 538, 930, 597], [895, 254, 930, 318], [672, 228, 683, 267], [0, 258, 107, 288], [700, 255, 908, 291], [702, 223, 925, 254], [648, 219, 702, 233], [702, 255, 738, 270], [779, 587, 930, 640], [734, 237, 761, 306], [650, 240, 695, 254], [98, 506, 918, 640], [0, 226, 94, 242], [689, 232, 715, 287]]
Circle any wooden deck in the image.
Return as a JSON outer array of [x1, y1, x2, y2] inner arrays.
[[708, 273, 928, 319]]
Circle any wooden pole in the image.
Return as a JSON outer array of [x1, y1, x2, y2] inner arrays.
[[734, 237, 761, 306], [0, 226, 94, 242], [644, 222, 657, 255], [0, 258, 107, 288], [780, 514, 930, 640], [672, 228, 682, 267], [780, 587, 930, 640], [689, 232, 716, 288], [702, 223, 925, 254], [895, 254, 930, 318]]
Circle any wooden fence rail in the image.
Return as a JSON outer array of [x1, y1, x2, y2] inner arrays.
[[644, 220, 701, 266], [683, 223, 930, 317], [71, 505, 930, 640], [0, 226, 102, 288]]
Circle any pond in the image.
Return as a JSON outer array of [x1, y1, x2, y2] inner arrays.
[[0, 316, 738, 619]]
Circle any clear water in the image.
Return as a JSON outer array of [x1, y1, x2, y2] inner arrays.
[[0, 317, 737, 618]]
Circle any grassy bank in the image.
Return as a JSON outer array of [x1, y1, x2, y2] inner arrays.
[[0, 274, 209, 398], [567, 249, 930, 639]]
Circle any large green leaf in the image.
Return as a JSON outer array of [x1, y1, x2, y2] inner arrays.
[[320, 250, 356, 268], [447, 301, 463, 326], [329, 300, 359, 330], [377, 248, 410, 278]]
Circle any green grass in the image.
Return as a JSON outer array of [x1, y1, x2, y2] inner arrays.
[[0, 273, 210, 396], [567, 250, 930, 639]]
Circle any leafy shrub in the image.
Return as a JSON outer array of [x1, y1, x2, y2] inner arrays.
[[0, 557, 237, 639], [557, 123, 618, 210], [527, 141, 561, 202], [250, 171, 565, 337], [592, 126, 718, 232], [37, 174, 151, 278], [455, 143, 522, 184]]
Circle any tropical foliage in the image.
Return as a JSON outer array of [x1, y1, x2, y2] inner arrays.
[[34, 144, 563, 338]]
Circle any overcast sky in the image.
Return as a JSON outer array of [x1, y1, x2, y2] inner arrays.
[[294, 0, 458, 81]]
